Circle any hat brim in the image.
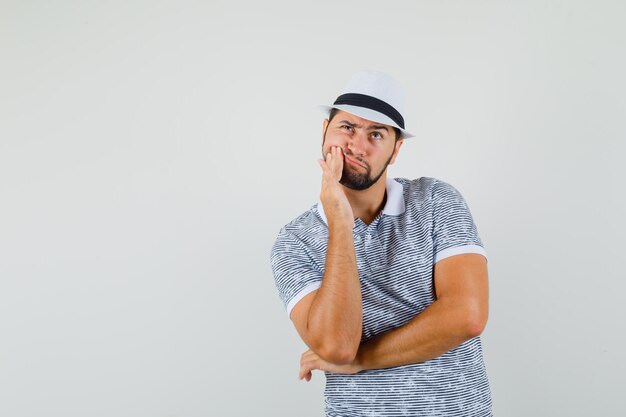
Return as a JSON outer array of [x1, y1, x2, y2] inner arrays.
[[318, 104, 414, 139]]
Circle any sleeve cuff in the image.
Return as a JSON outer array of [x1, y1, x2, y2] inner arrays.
[[286, 282, 322, 318], [434, 245, 487, 263]]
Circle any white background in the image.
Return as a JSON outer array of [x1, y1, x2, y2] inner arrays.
[[1, 1, 625, 416]]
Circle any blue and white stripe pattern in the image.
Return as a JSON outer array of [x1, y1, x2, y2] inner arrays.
[[271, 177, 491, 416]]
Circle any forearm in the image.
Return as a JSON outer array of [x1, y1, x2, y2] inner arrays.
[[356, 298, 484, 370], [307, 222, 362, 363], [298, 255, 488, 377]]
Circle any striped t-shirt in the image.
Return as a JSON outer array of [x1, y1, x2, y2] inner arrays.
[[271, 177, 492, 416]]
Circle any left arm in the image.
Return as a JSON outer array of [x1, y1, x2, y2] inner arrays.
[[300, 253, 488, 379]]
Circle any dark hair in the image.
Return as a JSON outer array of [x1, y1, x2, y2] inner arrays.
[[328, 107, 402, 141]]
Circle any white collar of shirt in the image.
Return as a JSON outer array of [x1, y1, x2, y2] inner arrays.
[[316, 177, 405, 226]]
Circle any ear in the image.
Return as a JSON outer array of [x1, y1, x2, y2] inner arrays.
[[389, 139, 404, 165], [322, 118, 329, 145]]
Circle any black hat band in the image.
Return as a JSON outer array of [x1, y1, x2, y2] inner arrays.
[[333, 93, 405, 129]]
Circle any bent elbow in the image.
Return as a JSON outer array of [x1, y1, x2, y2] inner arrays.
[[465, 318, 487, 338], [325, 350, 358, 365], [463, 306, 488, 339], [317, 343, 358, 365]]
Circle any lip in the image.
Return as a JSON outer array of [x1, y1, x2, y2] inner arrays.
[[344, 154, 367, 169]]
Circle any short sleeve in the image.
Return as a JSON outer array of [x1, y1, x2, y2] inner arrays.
[[270, 230, 323, 317], [431, 181, 486, 263]]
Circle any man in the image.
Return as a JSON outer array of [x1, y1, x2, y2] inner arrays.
[[271, 70, 491, 416]]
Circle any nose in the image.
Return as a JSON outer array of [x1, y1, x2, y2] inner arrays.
[[347, 129, 367, 156]]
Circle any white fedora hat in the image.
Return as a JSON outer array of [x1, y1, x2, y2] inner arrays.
[[320, 70, 414, 139]]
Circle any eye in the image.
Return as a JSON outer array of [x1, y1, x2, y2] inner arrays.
[[371, 131, 383, 140], [340, 124, 354, 133]]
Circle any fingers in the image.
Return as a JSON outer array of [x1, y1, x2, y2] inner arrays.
[[318, 146, 344, 181], [299, 367, 312, 381], [299, 362, 313, 381], [329, 146, 344, 181], [318, 158, 331, 176], [299, 349, 321, 382]]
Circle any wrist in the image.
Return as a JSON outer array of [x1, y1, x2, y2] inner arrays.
[[328, 218, 354, 231], [327, 208, 354, 228]]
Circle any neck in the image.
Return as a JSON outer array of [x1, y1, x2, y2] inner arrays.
[[343, 173, 388, 225]]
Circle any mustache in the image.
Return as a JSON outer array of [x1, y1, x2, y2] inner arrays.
[[342, 148, 370, 169]]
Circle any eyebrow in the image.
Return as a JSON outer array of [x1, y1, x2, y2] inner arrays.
[[338, 120, 390, 133]]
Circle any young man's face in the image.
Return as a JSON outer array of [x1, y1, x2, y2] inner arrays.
[[322, 110, 403, 190]]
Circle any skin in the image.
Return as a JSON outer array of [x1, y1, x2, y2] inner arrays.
[[290, 110, 489, 381], [290, 111, 403, 364], [321, 111, 403, 224], [293, 145, 362, 364]]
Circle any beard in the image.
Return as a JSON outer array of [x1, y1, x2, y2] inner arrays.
[[321, 139, 395, 191], [339, 150, 392, 190], [321, 126, 396, 191]]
